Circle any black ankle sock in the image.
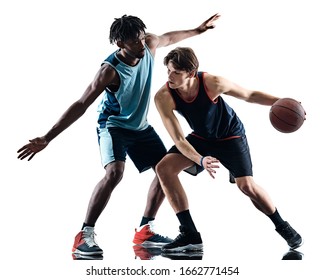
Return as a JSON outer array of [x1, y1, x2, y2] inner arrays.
[[176, 209, 198, 233], [140, 216, 155, 227], [82, 223, 95, 230], [267, 209, 285, 228]]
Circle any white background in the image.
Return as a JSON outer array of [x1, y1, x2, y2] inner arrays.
[[1, 0, 324, 279]]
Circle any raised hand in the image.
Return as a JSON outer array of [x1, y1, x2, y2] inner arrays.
[[17, 136, 49, 161], [196, 13, 221, 33]]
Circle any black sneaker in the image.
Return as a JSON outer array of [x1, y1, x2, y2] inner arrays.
[[276, 221, 303, 249], [162, 227, 203, 252]]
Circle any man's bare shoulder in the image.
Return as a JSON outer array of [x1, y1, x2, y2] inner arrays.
[[145, 33, 159, 53], [203, 72, 227, 97], [100, 62, 116, 74], [155, 84, 170, 99], [91, 62, 120, 91], [204, 72, 222, 84], [155, 84, 176, 111]]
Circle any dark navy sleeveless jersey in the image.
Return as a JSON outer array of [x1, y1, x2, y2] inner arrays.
[[167, 72, 245, 139]]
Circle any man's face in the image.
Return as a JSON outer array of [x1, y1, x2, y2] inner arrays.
[[120, 31, 146, 59], [166, 61, 190, 89]]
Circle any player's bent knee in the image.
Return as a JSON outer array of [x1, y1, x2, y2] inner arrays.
[[155, 161, 167, 178], [104, 166, 124, 185], [237, 183, 255, 197], [155, 160, 173, 180]]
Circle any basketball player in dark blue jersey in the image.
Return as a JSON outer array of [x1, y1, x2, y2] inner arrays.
[[154, 47, 302, 252], [17, 15, 220, 257]]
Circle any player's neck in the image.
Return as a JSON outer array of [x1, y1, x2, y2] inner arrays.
[[177, 77, 198, 101], [116, 50, 140, 66]]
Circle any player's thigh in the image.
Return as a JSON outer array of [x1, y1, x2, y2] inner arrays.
[[215, 136, 253, 178], [158, 153, 194, 175]]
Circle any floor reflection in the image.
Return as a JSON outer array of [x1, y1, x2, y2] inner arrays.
[[281, 249, 304, 260], [72, 253, 103, 260], [71, 246, 304, 261], [133, 245, 163, 260], [161, 251, 203, 260], [133, 245, 203, 260]]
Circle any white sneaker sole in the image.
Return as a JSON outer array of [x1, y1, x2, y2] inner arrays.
[[73, 248, 103, 256], [162, 243, 203, 252]]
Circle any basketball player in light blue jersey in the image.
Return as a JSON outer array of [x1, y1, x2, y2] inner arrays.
[[17, 14, 220, 258]]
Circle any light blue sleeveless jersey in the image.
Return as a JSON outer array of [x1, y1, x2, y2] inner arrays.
[[97, 45, 154, 130]]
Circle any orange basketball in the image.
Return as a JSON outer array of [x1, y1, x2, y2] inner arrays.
[[269, 98, 306, 133]]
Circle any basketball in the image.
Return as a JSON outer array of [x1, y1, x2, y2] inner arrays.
[[269, 98, 306, 133]]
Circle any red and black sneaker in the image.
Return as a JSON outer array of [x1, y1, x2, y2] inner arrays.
[[133, 222, 173, 247], [72, 226, 103, 256]]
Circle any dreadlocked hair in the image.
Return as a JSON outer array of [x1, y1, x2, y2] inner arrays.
[[109, 15, 146, 44]]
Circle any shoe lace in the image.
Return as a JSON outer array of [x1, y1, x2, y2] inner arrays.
[[82, 230, 98, 247], [148, 221, 168, 238], [280, 226, 295, 239], [173, 231, 186, 242]]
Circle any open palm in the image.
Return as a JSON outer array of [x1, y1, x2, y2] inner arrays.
[[17, 137, 48, 161]]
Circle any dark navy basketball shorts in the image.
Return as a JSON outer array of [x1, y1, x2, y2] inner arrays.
[[97, 125, 167, 172], [168, 134, 253, 178]]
